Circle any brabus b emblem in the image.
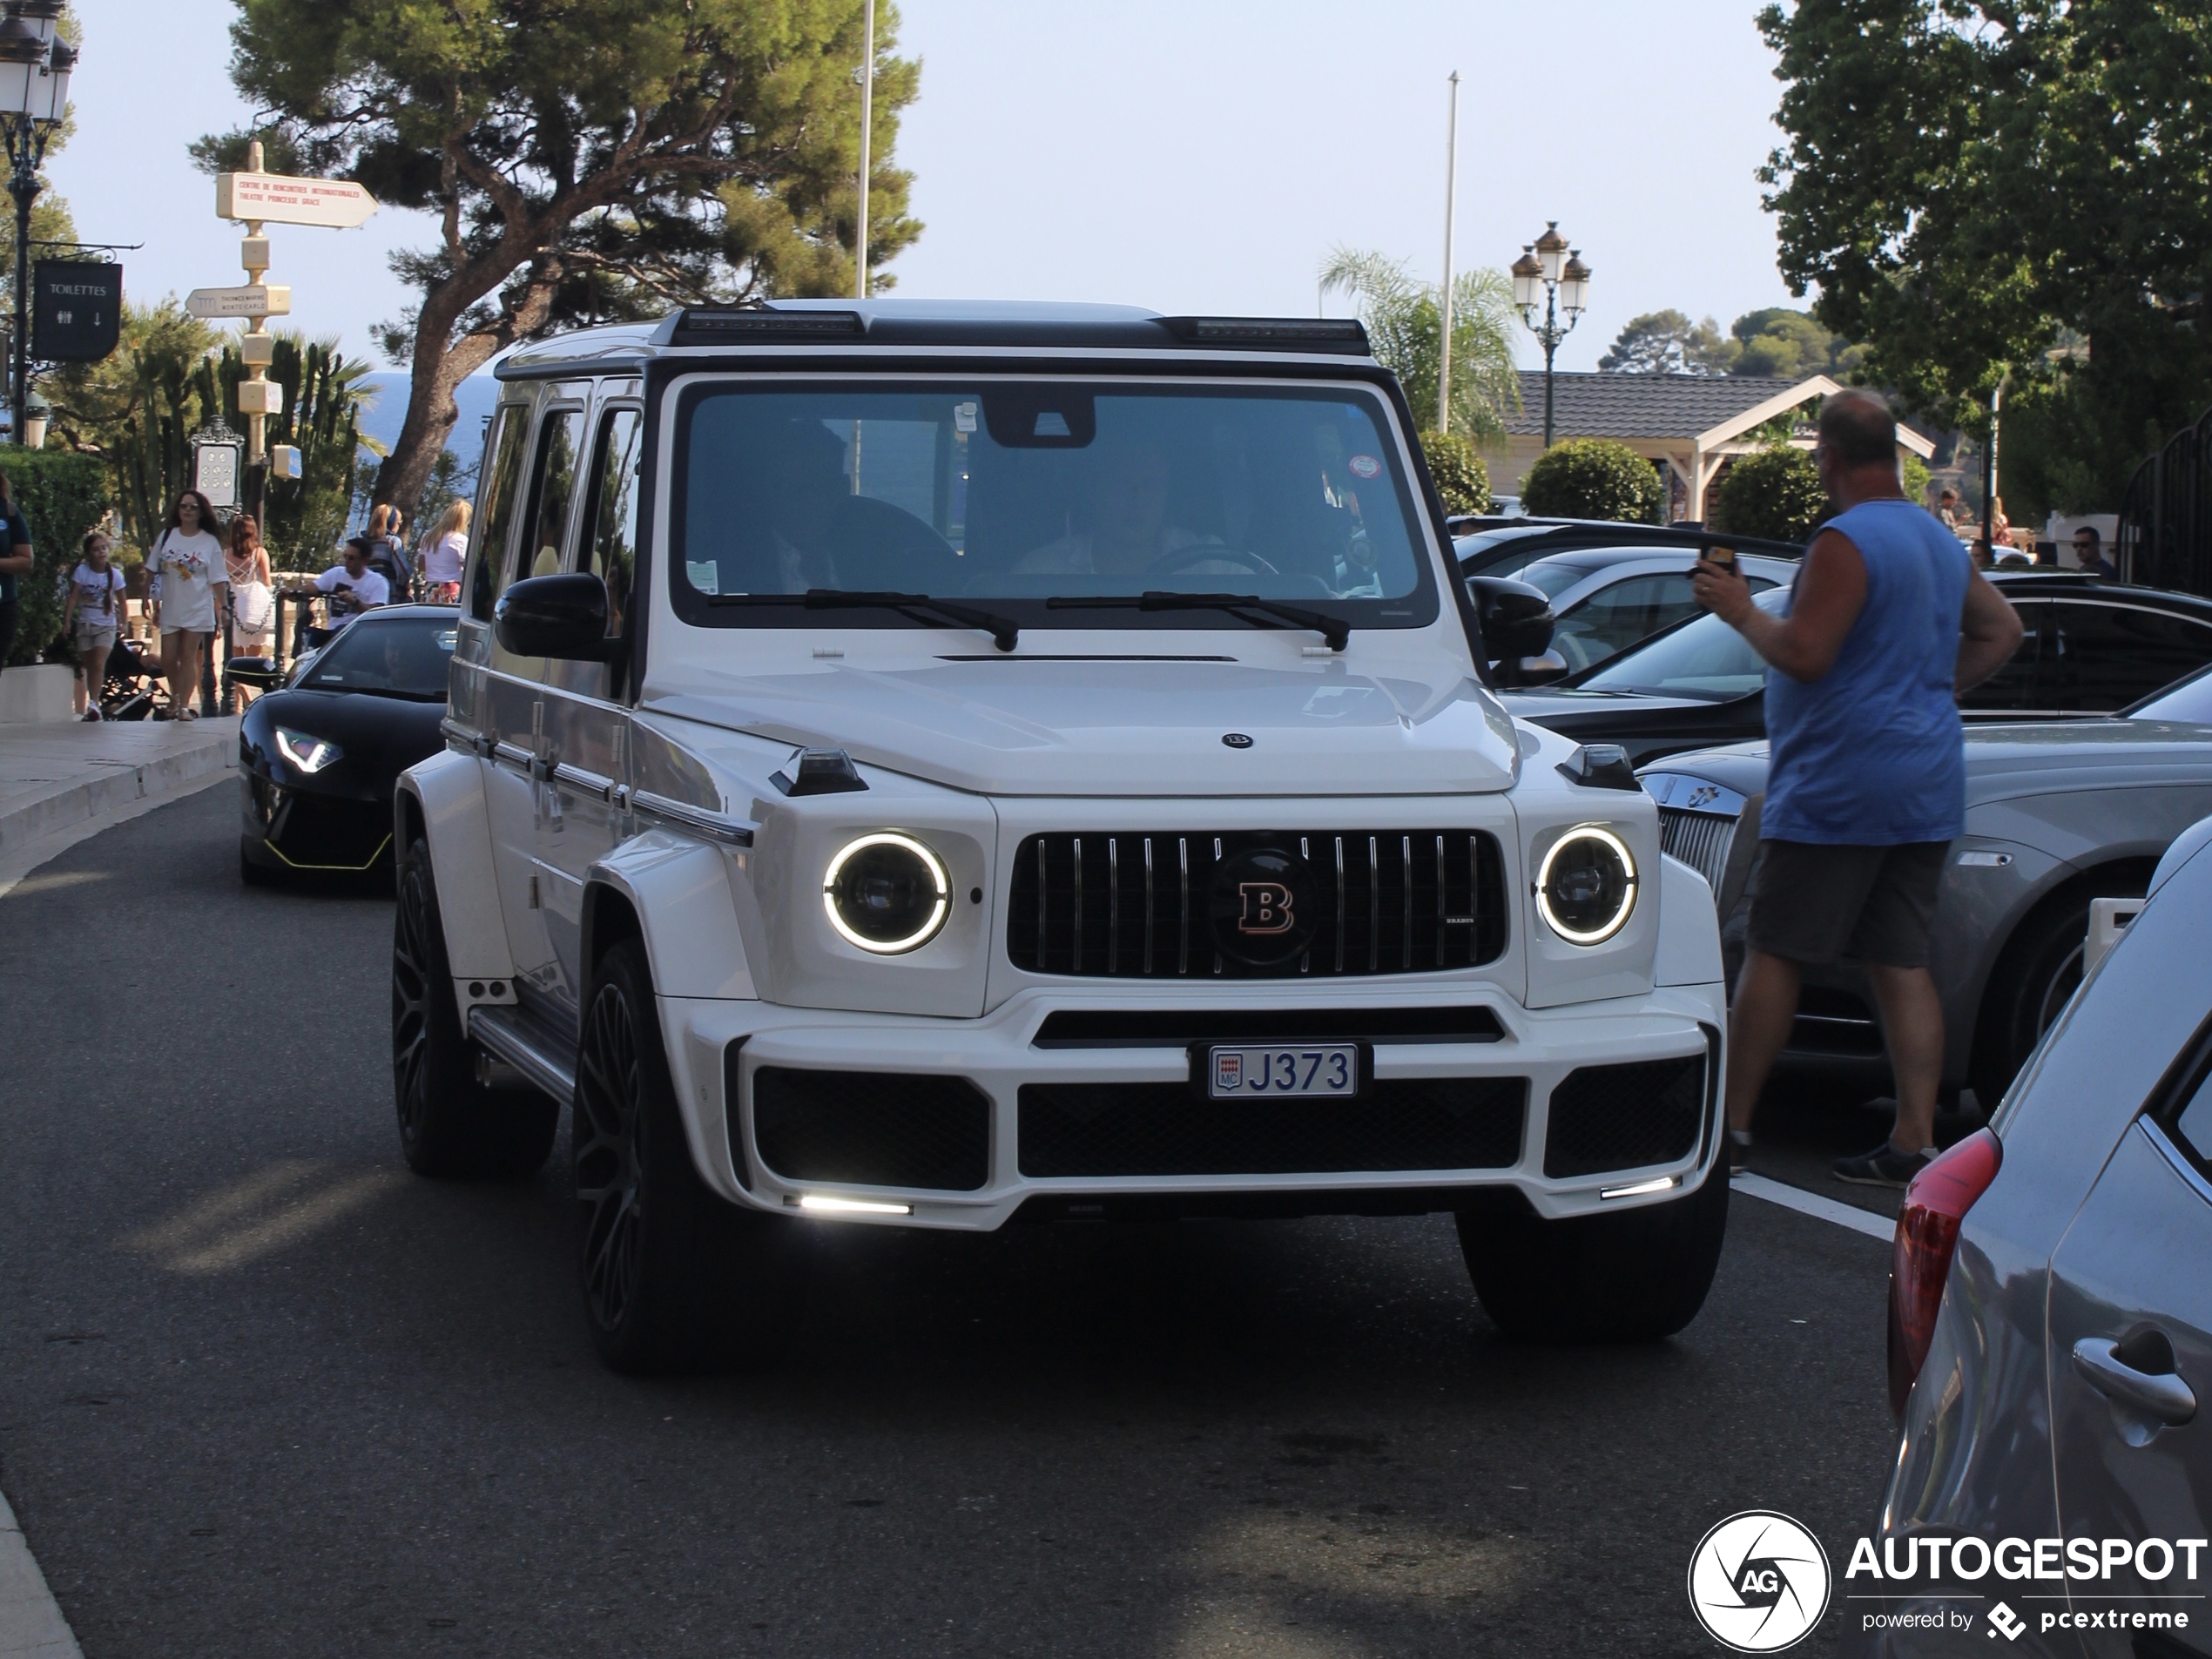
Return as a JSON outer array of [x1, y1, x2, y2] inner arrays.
[[1207, 844, 1318, 968], [1238, 881, 1296, 934]]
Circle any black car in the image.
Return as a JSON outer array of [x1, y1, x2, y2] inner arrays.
[[237, 606, 457, 882], [1501, 570, 2212, 765]]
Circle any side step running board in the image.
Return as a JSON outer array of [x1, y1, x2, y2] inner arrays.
[[469, 1003, 578, 1105]]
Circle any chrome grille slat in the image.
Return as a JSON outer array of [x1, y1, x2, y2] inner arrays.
[[1009, 829, 1507, 980], [1657, 808, 1738, 896]]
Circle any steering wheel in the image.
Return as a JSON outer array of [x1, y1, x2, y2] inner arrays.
[[1144, 544, 1279, 578]]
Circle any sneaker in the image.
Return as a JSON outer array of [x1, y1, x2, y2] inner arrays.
[[82, 708, 101, 722], [1727, 1129, 1753, 1175], [1832, 1139, 1936, 1188]]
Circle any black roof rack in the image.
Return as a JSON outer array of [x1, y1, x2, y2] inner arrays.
[[660, 307, 1372, 355]]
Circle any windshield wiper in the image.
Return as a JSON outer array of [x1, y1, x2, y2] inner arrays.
[[705, 589, 1018, 651], [1047, 590, 1349, 652]]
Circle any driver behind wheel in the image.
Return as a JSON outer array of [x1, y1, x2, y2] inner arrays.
[[1014, 438, 1230, 577]]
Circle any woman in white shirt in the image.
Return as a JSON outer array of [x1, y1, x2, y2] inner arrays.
[[145, 490, 227, 721], [416, 499, 469, 604], [225, 513, 276, 707], [63, 530, 126, 720]]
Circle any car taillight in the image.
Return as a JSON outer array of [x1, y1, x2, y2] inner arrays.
[[1887, 1129, 2003, 1419]]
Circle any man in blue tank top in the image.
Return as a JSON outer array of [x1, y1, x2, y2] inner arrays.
[[1692, 391, 2024, 1186]]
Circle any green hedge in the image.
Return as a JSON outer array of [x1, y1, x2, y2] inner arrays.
[[2, 447, 111, 666], [1712, 444, 1829, 542], [1416, 429, 1493, 516], [1521, 438, 1664, 523]]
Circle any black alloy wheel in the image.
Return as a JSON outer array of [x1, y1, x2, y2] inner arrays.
[[1455, 1161, 1730, 1343], [572, 940, 808, 1375], [1973, 874, 2148, 1106], [390, 835, 557, 1177]]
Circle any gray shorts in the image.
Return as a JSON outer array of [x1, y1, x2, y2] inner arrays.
[[1744, 840, 1951, 968]]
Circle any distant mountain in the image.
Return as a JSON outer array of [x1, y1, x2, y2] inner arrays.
[[356, 372, 502, 480]]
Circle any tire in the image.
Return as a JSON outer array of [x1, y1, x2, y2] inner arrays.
[[1972, 874, 2148, 1106], [1455, 1163, 1730, 1343], [573, 939, 806, 1375], [390, 835, 558, 1177]]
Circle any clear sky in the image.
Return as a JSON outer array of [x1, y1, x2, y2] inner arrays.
[[57, 0, 1801, 377]]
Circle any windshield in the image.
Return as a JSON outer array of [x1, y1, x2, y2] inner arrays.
[[670, 381, 1437, 636], [1575, 588, 1791, 700], [1514, 557, 1603, 600], [298, 615, 457, 699], [2127, 663, 2212, 725]]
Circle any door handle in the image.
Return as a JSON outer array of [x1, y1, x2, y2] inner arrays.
[[2073, 1338, 2198, 1426]]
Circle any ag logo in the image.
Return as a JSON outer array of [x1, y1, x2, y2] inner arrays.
[[1687, 1511, 1831, 1653], [1207, 844, 1317, 968]]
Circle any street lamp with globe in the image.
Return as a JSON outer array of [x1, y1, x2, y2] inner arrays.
[[0, 0, 71, 448], [1512, 222, 1590, 450]]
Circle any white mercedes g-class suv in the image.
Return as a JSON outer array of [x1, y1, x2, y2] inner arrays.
[[392, 300, 1730, 1372]]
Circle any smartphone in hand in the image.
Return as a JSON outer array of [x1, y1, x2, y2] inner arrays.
[[1700, 544, 1737, 572]]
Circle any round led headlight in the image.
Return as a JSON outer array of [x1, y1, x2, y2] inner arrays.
[[823, 833, 949, 954], [1534, 825, 1639, 945]]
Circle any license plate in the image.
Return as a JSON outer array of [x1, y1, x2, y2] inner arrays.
[[1208, 1043, 1359, 1100]]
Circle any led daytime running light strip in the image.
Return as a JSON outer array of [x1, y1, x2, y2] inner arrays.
[[1534, 824, 1639, 945]]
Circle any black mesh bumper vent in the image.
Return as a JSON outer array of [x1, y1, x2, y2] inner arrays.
[[1541, 1055, 1707, 1178], [1018, 1077, 1526, 1177], [1008, 829, 1507, 979], [751, 1068, 991, 1191]]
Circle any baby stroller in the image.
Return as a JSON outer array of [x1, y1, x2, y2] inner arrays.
[[98, 634, 172, 721]]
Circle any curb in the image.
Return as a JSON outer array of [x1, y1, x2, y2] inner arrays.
[[0, 1488, 81, 1658], [0, 727, 236, 863]]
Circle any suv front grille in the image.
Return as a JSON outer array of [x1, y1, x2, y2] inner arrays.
[[1008, 830, 1507, 978], [1657, 807, 1738, 896]]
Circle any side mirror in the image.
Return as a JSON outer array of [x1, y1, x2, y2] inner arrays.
[[226, 656, 283, 689], [1467, 575, 1555, 666], [495, 573, 616, 661], [1509, 651, 1570, 686]]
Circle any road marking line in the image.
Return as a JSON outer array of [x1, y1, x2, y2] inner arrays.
[[1732, 1171, 1895, 1243], [0, 1488, 82, 1659]]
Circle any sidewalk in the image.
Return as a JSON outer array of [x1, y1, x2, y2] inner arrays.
[[0, 716, 239, 890]]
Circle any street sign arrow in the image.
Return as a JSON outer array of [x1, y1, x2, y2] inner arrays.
[[216, 172, 378, 230], [186, 285, 292, 320]]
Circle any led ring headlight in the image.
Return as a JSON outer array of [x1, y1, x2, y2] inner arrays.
[[824, 832, 950, 954], [1534, 824, 1639, 945]]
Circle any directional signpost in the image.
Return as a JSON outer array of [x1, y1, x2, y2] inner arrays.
[[197, 141, 378, 711]]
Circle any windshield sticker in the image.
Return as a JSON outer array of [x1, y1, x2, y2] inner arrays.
[[1348, 454, 1382, 479], [685, 560, 720, 596]]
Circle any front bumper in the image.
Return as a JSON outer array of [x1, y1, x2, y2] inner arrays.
[[241, 769, 396, 873], [656, 980, 1728, 1231]]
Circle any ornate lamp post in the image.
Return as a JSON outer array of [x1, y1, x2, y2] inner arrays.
[[0, 0, 71, 448], [1511, 222, 1590, 449]]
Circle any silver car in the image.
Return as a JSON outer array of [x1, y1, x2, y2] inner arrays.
[[1845, 813, 2212, 1656], [1513, 547, 1797, 675], [1639, 665, 2212, 1104]]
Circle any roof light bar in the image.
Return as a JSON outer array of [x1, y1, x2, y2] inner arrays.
[[1157, 316, 1371, 350], [672, 308, 867, 344]]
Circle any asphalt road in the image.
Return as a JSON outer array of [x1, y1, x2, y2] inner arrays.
[[2, 785, 1906, 1658]]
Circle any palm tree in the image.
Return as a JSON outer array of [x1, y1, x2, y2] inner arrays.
[[1318, 248, 1521, 442]]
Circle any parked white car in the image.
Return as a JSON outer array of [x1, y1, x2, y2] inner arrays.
[[392, 300, 1732, 1372]]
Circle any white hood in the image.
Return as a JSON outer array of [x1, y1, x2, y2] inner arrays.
[[643, 656, 1522, 797]]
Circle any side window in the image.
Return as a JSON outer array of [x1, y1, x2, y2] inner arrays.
[[1959, 599, 2046, 712], [2044, 603, 2212, 711], [1554, 573, 1699, 671], [467, 407, 531, 621], [516, 409, 587, 585], [581, 408, 642, 637]]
